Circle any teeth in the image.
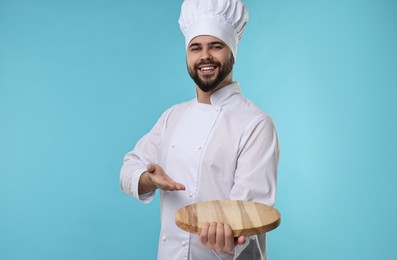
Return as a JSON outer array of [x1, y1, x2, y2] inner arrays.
[[200, 66, 215, 71]]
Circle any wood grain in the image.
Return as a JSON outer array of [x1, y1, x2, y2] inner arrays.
[[175, 200, 281, 237]]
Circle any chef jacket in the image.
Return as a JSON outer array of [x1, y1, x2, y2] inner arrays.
[[120, 82, 279, 260]]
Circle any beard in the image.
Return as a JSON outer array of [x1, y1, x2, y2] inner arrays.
[[188, 56, 234, 93]]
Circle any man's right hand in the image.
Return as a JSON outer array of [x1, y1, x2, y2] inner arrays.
[[138, 163, 185, 194]]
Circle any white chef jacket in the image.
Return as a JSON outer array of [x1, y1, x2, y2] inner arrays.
[[120, 82, 279, 260]]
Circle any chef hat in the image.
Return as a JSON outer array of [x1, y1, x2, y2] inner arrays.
[[178, 0, 248, 59]]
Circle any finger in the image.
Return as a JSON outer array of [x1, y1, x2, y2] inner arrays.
[[223, 224, 235, 252], [146, 164, 156, 173], [174, 182, 186, 190], [200, 223, 210, 244], [208, 222, 217, 246], [159, 180, 185, 191], [157, 182, 178, 191], [156, 175, 185, 191], [215, 222, 225, 252], [236, 235, 246, 245]]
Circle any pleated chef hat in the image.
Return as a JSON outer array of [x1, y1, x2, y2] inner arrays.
[[178, 0, 248, 59]]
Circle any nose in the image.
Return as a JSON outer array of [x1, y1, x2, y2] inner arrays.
[[200, 47, 212, 61]]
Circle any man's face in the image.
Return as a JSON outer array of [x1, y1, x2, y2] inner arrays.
[[186, 35, 234, 93]]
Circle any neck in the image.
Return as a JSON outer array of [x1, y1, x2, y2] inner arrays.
[[196, 74, 233, 104]]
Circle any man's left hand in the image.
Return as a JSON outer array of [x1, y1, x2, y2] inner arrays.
[[199, 222, 246, 254]]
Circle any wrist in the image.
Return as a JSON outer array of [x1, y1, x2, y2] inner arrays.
[[138, 171, 157, 194]]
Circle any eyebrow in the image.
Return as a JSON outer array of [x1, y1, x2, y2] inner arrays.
[[188, 41, 225, 48]]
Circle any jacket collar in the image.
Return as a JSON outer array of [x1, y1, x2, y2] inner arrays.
[[209, 82, 242, 107]]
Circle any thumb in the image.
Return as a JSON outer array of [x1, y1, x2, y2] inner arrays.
[[236, 236, 246, 245], [147, 164, 156, 173]]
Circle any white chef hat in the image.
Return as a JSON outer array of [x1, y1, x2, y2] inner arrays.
[[178, 0, 248, 59]]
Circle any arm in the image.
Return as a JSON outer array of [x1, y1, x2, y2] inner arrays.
[[200, 115, 279, 258], [120, 108, 185, 202], [232, 115, 279, 258], [231, 115, 279, 206], [119, 109, 167, 201]]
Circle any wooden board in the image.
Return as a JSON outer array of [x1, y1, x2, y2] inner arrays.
[[175, 200, 281, 237]]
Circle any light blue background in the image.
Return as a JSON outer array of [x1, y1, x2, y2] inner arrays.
[[1, 0, 396, 259]]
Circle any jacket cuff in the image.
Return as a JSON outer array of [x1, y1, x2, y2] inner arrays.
[[132, 168, 155, 203]]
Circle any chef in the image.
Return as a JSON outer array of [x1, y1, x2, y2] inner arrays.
[[120, 0, 279, 259]]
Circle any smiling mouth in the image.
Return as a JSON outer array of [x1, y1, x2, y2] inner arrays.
[[200, 66, 215, 71], [198, 65, 218, 73]]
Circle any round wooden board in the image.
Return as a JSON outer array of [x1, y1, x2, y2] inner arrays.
[[175, 200, 281, 237]]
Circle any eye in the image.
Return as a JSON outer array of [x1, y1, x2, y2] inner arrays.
[[189, 45, 201, 52], [211, 45, 223, 50]]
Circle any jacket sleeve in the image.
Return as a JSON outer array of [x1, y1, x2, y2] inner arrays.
[[230, 115, 279, 260], [119, 109, 171, 203], [231, 114, 279, 206]]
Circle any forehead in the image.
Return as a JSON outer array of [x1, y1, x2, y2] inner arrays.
[[188, 35, 225, 46]]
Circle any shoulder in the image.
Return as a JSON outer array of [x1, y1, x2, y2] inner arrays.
[[229, 96, 274, 126]]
